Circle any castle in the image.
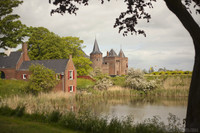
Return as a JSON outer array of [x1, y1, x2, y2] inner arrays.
[[89, 39, 128, 76]]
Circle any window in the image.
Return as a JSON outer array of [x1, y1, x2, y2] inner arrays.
[[22, 74, 27, 79], [69, 70, 74, 80], [69, 86, 73, 92], [56, 74, 61, 80]]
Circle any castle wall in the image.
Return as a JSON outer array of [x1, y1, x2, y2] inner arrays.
[[103, 56, 116, 75], [102, 63, 109, 74], [120, 57, 128, 75]]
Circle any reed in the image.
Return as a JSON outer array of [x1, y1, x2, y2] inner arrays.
[[0, 105, 184, 133]]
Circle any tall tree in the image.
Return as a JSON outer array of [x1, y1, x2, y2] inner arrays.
[[28, 27, 92, 76], [0, 0, 26, 50], [49, 0, 200, 130]]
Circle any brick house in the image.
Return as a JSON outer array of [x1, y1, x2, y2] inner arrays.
[[0, 43, 77, 93], [90, 39, 128, 76]]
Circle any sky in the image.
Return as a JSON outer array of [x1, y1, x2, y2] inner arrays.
[[11, 0, 200, 71]]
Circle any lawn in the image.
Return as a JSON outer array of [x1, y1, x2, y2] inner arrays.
[[0, 115, 81, 133]]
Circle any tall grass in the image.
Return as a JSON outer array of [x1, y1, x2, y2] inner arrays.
[[0, 105, 184, 133], [0, 92, 75, 114]]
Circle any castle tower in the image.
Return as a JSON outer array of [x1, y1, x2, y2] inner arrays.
[[118, 49, 128, 75], [90, 39, 103, 70], [118, 49, 125, 58]]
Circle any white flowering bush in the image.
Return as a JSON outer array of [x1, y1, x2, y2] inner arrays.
[[125, 68, 157, 91], [94, 76, 113, 90]]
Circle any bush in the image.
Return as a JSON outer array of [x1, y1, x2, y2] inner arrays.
[[125, 68, 157, 91], [27, 64, 57, 95], [94, 75, 113, 90]]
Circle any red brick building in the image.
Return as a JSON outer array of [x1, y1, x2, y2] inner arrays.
[[90, 39, 128, 76], [0, 43, 77, 93]]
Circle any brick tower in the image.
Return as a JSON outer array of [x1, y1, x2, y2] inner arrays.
[[90, 39, 103, 69]]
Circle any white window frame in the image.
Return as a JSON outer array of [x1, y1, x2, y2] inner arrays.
[[22, 74, 27, 79], [69, 85, 73, 92], [69, 70, 73, 80]]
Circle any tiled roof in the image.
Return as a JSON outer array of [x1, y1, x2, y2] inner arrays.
[[19, 59, 69, 73], [90, 39, 102, 54], [118, 49, 126, 57], [0, 51, 22, 68], [108, 49, 117, 57]]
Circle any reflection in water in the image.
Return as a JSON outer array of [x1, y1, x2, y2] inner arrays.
[[76, 97, 187, 124]]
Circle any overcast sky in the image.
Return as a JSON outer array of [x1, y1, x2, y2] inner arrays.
[[12, 0, 200, 71]]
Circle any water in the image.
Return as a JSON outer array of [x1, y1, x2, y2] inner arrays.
[[87, 97, 187, 124]]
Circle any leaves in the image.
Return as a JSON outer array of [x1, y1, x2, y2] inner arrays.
[[27, 27, 93, 76], [0, 0, 27, 50], [28, 64, 57, 95]]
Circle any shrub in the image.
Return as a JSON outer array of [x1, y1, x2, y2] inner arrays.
[[125, 68, 157, 91], [27, 64, 57, 95], [94, 75, 113, 90]]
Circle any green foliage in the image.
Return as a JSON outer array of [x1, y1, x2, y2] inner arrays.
[[27, 64, 57, 94], [27, 27, 64, 60], [77, 78, 95, 91], [0, 115, 78, 133], [0, 79, 28, 98], [73, 57, 92, 76], [126, 68, 157, 91], [111, 76, 126, 87], [150, 70, 192, 76], [0, 0, 27, 50], [27, 27, 92, 76]]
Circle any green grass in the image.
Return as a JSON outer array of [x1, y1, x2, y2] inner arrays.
[[0, 115, 81, 133], [111, 76, 126, 87], [0, 79, 28, 98], [77, 78, 95, 91]]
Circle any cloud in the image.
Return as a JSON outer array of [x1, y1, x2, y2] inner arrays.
[[11, 0, 199, 71]]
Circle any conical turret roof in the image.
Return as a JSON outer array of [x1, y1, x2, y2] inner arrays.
[[108, 49, 117, 57], [118, 49, 125, 57], [90, 39, 102, 54]]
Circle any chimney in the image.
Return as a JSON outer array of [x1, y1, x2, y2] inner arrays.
[[107, 51, 109, 57], [22, 43, 30, 61]]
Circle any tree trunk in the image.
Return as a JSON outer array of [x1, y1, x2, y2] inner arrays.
[[164, 0, 200, 132]]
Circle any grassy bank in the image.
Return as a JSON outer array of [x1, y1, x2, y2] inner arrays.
[[0, 106, 184, 133], [0, 79, 28, 98], [0, 115, 81, 133]]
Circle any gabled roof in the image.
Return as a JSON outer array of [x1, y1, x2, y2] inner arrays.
[[118, 49, 126, 57], [0, 51, 22, 68], [90, 39, 102, 54], [19, 59, 69, 73], [108, 49, 117, 57]]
